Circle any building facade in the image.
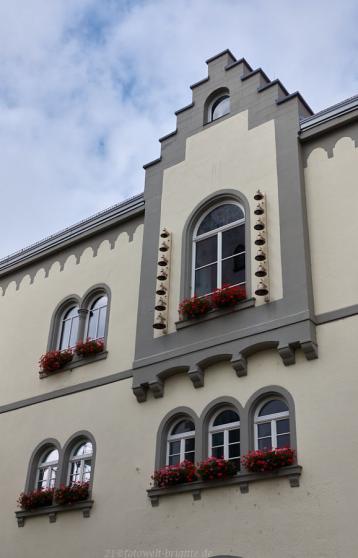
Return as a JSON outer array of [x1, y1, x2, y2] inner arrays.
[[1, 50, 358, 558]]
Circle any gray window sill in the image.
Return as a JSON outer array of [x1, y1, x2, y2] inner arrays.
[[15, 499, 94, 527], [147, 465, 302, 506], [175, 298, 256, 330], [39, 351, 108, 379]]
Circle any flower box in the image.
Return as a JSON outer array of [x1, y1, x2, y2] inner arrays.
[[211, 284, 246, 309], [196, 457, 238, 481], [178, 295, 211, 320], [241, 447, 296, 473], [54, 482, 90, 505], [75, 338, 104, 358], [17, 488, 54, 511], [39, 349, 73, 374], [152, 460, 197, 488]]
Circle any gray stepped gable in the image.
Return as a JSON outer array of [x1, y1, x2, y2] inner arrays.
[[132, 50, 317, 402]]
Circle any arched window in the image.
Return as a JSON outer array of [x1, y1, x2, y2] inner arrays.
[[192, 202, 245, 296], [209, 409, 240, 464], [167, 419, 195, 465], [86, 295, 108, 340], [35, 448, 59, 490], [68, 440, 93, 485], [210, 95, 230, 121], [58, 305, 79, 350], [254, 399, 290, 450]]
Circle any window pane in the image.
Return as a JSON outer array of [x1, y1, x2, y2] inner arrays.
[[83, 461, 92, 482], [258, 437, 272, 450], [59, 319, 71, 350], [194, 263, 217, 296], [197, 204, 244, 235], [195, 236, 217, 267], [211, 446, 224, 458], [277, 419, 290, 434], [229, 429, 240, 443], [97, 307, 106, 338], [185, 438, 195, 452], [257, 423, 271, 437], [169, 440, 180, 455], [87, 310, 98, 340], [171, 420, 195, 435], [69, 316, 79, 348], [184, 452, 195, 463], [91, 295, 107, 311], [169, 454, 180, 466], [74, 442, 92, 457], [222, 225, 245, 259], [213, 409, 239, 426], [259, 400, 288, 417], [229, 443, 240, 458], [212, 96, 230, 121], [41, 449, 59, 464], [222, 254, 245, 286], [277, 434, 290, 448], [211, 432, 224, 447]]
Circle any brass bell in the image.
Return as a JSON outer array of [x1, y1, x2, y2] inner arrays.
[[255, 264, 267, 277], [156, 283, 167, 295], [160, 228, 170, 238], [255, 233, 266, 246], [158, 255, 168, 267], [255, 281, 269, 296], [159, 241, 169, 252], [254, 203, 264, 215], [255, 248, 266, 261], [153, 313, 166, 330], [157, 269, 168, 281], [254, 189, 264, 201], [254, 219, 265, 231], [155, 298, 166, 311]]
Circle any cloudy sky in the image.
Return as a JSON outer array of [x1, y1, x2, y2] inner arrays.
[[0, 0, 357, 259]]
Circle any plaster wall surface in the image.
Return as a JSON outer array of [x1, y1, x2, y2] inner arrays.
[[160, 111, 283, 332], [304, 135, 358, 315], [1, 317, 357, 558], [0, 224, 143, 406]]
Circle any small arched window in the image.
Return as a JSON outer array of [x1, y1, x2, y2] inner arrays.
[[87, 295, 108, 340], [254, 399, 290, 450], [58, 305, 79, 350], [167, 419, 195, 465], [68, 440, 93, 485], [192, 202, 245, 296], [210, 95, 230, 122], [209, 409, 240, 464], [35, 448, 59, 490]]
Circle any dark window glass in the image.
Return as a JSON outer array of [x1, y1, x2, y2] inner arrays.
[[197, 204, 244, 236], [212, 446, 224, 458], [194, 264, 217, 296], [169, 440, 180, 454], [229, 429, 240, 443], [222, 254, 245, 286], [277, 419, 290, 434], [259, 400, 288, 417], [211, 96, 230, 121], [222, 225, 245, 259], [184, 451, 195, 463], [195, 236, 217, 268], [257, 423, 271, 438], [213, 409, 240, 426], [169, 454, 180, 466], [185, 438, 195, 452], [211, 432, 224, 447], [229, 443, 240, 458], [276, 434, 290, 448], [258, 438, 272, 450], [171, 420, 195, 435]]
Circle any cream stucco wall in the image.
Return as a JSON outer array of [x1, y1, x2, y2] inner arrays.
[[160, 111, 283, 332], [305, 136, 358, 315], [0, 224, 143, 406], [1, 317, 357, 558]]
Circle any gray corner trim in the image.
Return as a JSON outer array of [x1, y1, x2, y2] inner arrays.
[[15, 500, 94, 527], [258, 79, 289, 96], [180, 189, 251, 301], [315, 304, 358, 325], [143, 157, 162, 170], [190, 77, 210, 90], [24, 438, 62, 492], [47, 294, 81, 352], [0, 194, 144, 277], [241, 68, 270, 83], [0, 369, 133, 414], [175, 299, 256, 330], [155, 407, 200, 469], [225, 57, 253, 72], [59, 430, 97, 494], [175, 103, 195, 116], [159, 130, 178, 143], [277, 92, 313, 115], [206, 49, 236, 65]]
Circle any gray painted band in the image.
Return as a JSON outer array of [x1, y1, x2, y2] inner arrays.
[[315, 304, 358, 325]]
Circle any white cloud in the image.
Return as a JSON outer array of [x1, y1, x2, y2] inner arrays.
[[0, 0, 357, 257]]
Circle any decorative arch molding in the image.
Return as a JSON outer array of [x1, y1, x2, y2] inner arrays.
[[155, 406, 200, 468], [59, 430, 97, 492], [24, 437, 62, 492]]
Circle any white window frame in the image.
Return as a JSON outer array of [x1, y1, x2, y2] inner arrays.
[[86, 295, 108, 340], [35, 448, 59, 490], [254, 399, 290, 450], [166, 421, 195, 465], [191, 201, 246, 297], [57, 305, 80, 350], [208, 408, 240, 461], [67, 441, 93, 485]]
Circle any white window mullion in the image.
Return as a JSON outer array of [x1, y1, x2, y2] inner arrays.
[[224, 429, 229, 459], [191, 241, 196, 296], [271, 420, 277, 449], [217, 232, 222, 289]]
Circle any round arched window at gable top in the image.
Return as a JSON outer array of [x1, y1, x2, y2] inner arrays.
[[167, 419, 195, 465], [255, 398, 290, 451], [87, 295, 108, 340], [211, 95, 230, 122]]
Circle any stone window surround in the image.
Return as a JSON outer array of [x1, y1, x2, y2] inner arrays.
[[16, 430, 96, 526], [150, 386, 299, 505]]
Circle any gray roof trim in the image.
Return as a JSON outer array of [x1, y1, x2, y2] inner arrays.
[[143, 156, 162, 169], [0, 194, 145, 276], [190, 76, 210, 90], [175, 102, 195, 116], [225, 58, 253, 72], [159, 129, 178, 143], [258, 79, 289, 96], [276, 92, 313, 115], [241, 68, 270, 84], [300, 93, 358, 132], [205, 49, 236, 65]]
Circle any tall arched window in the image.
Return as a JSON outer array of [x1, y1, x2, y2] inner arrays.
[[68, 440, 93, 485], [254, 399, 290, 450], [86, 295, 108, 340], [167, 419, 195, 465], [192, 202, 245, 296], [35, 448, 59, 490], [209, 408, 240, 464], [58, 305, 79, 350]]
